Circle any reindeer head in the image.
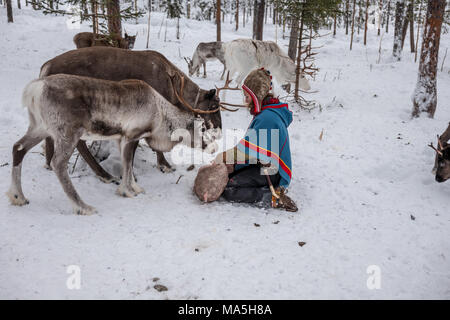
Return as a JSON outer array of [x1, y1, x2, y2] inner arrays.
[[429, 135, 450, 183], [169, 73, 223, 153], [124, 33, 137, 49], [184, 57, 196, 76]]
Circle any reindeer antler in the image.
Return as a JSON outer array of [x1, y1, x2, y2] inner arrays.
[[220, 106, 239, 112], [437, 134, 444, 150], [169, 73, 220, 114], [215, 72, 242, 97], [429, 142, 443, 156], [215, 72, 249, 110]]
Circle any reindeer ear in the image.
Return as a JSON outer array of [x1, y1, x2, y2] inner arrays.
[[205, 89, 216, 99]]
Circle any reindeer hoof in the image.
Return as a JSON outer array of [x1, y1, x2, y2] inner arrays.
[[116, 185, 137, 198], [75, 205, 97, 215], [131, 183, 145, 195], [99, 175, 120, 185], [6, 190, 29, 206], [44, 163, 52, 171]]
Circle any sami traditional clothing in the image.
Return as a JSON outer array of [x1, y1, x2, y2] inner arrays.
[[234, 97, 293, 188]]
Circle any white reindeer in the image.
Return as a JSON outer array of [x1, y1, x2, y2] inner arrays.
[[223, 39, 311, 91]]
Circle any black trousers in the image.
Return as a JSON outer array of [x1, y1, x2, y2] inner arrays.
[[222, 165, 281, 204]]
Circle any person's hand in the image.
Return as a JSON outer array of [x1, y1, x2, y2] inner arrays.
[[212, 151, 225, 165]]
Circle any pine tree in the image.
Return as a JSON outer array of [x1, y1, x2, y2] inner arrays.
[[36, 0, 143, 36], [393, 0, 406, 60], [107, 0, 122, 36], [412, 0, 446, 118], [217, 0, 221, 41], [6, 0, 13, 23], [253, 0, 265, 40]]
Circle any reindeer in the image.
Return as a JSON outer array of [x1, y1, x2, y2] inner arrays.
[[6, 73, 233, 215], [222, 39, 311, 91], [184, 42, 227, 80], [429, 123, 450, 183], [39, 47, 223, 182], [73, 32, 137, 50]]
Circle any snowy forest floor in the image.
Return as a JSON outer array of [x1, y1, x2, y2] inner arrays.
[[0, 7, 450, 299]]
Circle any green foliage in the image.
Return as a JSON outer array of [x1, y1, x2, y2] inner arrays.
[[36, 0, 144, 34], [164, 0, 183, 19], [278, 0, 342, 30]]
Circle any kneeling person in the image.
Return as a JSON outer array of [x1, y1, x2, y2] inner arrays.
[[215, 69, 298, 212]]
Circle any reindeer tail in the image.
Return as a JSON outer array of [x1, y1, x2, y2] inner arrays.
[[22, 79, 44, 110]]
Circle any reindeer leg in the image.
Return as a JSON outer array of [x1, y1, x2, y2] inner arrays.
[[77, 140, 119, 184], [203, 62, 207, 78], [45, 136, 54, 170], [52, 136, 96, 215], [220, 65, 226, 80], [130, 140, 139, 183], [157, 151, 175, 173], [117, 138, 144, 197], [7, 129, 46, 206]]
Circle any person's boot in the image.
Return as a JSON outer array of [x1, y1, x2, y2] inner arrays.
[[271, 187, 298, 212]]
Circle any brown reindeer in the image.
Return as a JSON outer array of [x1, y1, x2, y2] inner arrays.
[[39, 47, 224, 182], [430, 122, 450, 183], [73, 32, 137, 50], [7, 74, 227, 215]]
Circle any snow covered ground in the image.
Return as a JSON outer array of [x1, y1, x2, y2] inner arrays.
[[1, 6, 449, 299]]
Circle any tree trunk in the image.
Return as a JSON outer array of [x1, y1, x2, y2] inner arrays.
[[107, 0, 122, 37], [358, 0, 362, 35], [6, 0, 13, 22], [253, 1, 257, 37], [345, 0, 349, 35], [288, 17, 299, 60], [409, 0, 415, 52], [146, 0, 151, 48], [273, 6, 276, 25], [364, 0, 369, 45], [243, 2, 246, 28], [253, 0, 265, 40], [401, 0, 413, 49], [235, 0, 239, 31], [377, 0, 383, 36], [187, 0, 190, 19], [216, 0, 221, 41], [393, 0, 405, 60], [333, 12, 337, 37], [350, 0, 356, 50], [294, 11, 304, 102], [415, 0, 423, 61], [412, 0, 446, 118], [91, 0, 99, 36], [386, 0, 391, 33]]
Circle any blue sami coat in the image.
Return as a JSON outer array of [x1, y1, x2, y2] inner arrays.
[[235, 98, 293, 188]]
